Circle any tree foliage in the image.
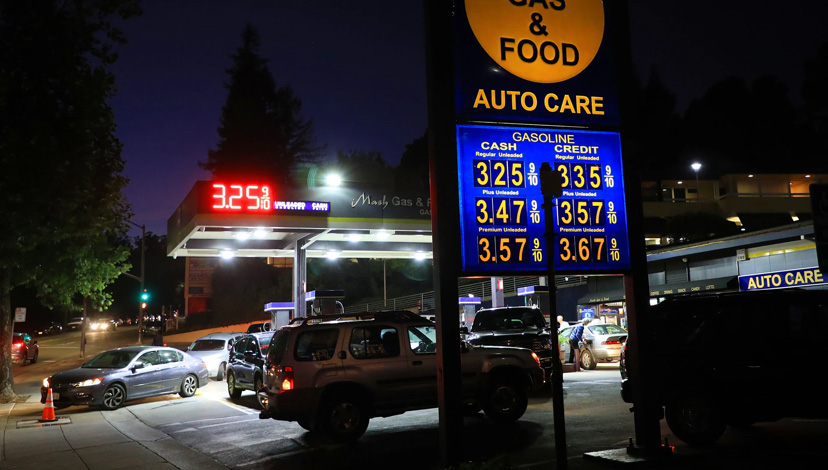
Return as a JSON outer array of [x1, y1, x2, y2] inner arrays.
[[0, 0, 139, 400], [200, 24, 321, 184]]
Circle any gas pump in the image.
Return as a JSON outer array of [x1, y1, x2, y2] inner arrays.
[[458, 295, 481, 328], [305, 289, 345, 315], [264, 302, 295, 330], [517, 285, 551, 325]]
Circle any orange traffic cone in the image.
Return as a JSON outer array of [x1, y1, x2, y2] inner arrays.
[[39, 388, 57, 422]]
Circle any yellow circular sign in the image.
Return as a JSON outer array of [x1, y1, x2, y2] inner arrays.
[[465, 0, 605, 84]]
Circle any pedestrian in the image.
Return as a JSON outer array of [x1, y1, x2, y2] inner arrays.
[[557, 315, 570, 330], [152, 329, 164, 346], [568, 318, 590, 363]]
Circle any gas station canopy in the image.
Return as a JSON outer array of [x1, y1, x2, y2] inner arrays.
[[166, 181, 434, 260]]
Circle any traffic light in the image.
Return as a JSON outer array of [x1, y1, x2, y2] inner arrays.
[[141, 302, 148, 310], [140, 289, 150, 302]]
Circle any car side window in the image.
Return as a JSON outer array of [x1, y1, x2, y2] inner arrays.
[[159, 350, 181, 363], [294, 329, 338, 362], [349, 326, 399, 359], [246, 338, 260, 355], [234, 338, 248, 355], [137, 351, 161, 367], [408, 325, 437, 355]]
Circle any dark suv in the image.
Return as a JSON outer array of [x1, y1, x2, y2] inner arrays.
[[621, 288, 828, 445], [226, 331, 274, 408], [463, 307, 555, 382]]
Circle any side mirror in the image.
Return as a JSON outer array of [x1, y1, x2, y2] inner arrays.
[[459, 327, 469, 335], [131, 363, 145, 372]]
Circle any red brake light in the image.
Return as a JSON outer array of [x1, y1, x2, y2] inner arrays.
[[602, 340, 621, 345], [280, 366, 294, 392]]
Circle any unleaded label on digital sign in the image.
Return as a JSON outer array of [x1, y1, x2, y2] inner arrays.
[[457, 124, 630, 274]]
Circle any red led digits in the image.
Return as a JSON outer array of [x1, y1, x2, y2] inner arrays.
[[211, 183, 272, 211]]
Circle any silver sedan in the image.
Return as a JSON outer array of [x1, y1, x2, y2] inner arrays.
[[41, 346, 209, 410]]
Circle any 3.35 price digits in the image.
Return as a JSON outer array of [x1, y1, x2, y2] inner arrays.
[[478, 236, 534, 264], [558, 236, 609, 263], [474, 160, 525, 188], [554, 163, 603, 190], [556, 199, 607, 226], [475, 198, 527, 226]]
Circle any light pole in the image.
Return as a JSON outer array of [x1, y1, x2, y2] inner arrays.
[[123, 221, 146, 344], [691, 162, 702, 203]]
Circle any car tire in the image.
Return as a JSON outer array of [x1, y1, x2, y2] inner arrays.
[[101, 384, 126, 410], [30, 349, 38, 364], [180, 374, 198, 398], [319, 392, 370, 442], [227, 371, 242, 399], [580, 349, 597, 370], [483, 380, 528, 423], [216, 362, 226, 381], [665, 394, 726, 446], [297, 418, 314, 431], [254, 375, 265, 409]]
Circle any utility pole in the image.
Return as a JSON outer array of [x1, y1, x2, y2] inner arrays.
[[123, 221, 146, 344]]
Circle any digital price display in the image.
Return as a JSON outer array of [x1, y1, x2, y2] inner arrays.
[[457, 124, 631, 274], [209, 183, 330, 213]]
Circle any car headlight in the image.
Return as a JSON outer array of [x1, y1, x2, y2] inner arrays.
[[42, 377, 50, 388], [71, 378, 103, 387]]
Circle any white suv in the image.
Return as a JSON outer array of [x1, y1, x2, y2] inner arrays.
[[259, 311, 546, 442]]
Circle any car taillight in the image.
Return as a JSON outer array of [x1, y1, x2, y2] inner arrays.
[[280, 366, 294, 392], [13, 343, 22, 349], [531, 352, 541, 367], [602, 340, 622, 345]]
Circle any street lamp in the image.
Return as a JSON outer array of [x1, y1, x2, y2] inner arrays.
[[691, 162, 702, 202]]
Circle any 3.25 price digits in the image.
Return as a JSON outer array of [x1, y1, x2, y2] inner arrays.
[[475, 198, 527, 226], [474, 160, 525, 188], [478, 236, 534, 264], [212, 184, 272, 211]]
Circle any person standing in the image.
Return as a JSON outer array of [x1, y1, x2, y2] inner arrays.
[[568, 318, 590, 363]]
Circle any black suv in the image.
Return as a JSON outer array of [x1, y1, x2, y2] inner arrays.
[[463, 306, 555, 382], [226, 331, 274, 408], [621, 288, 828, 445]]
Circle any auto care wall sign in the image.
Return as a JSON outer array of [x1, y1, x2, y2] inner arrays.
[[451, 1, 629, 275]]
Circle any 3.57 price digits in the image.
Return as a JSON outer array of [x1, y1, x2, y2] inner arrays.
[[557, 199, 606, 226], [475, 198, 527, 226], [478, 236, 535, 264], [474, 160, 525, 188]]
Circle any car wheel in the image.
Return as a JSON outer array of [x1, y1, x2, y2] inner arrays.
[[483, 380, 528, 423], [580, 349, 597, 370], [462, 402, 483, 416], [216, 362, 226, 381], [665, 394, 726, 446], [297, 418, 314, 431], [254, 375, 266, 409], [101, 384, 126, 410], [227, 371, 242, 399], [179, 374, 198, 398], [319, 393, 370, 442], [30, 349, 38, 364]]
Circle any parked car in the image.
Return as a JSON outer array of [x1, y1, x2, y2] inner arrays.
[[89, 316, 118, 331], [67, 317, 84, 331], [558, 322, 627, 370], [245, 321, 272, 333], [259, 311, 546, 442], [35, 322, 63, 336], [12, 332, 39, 365], [226, 332, 274, 407], [462, 306, 555, 382], [41, 346, 209, 410], [620, 289, 828, 445], [186, 332, 244, 380]]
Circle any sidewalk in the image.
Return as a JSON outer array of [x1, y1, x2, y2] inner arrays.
[[0, 393, 228, 470]]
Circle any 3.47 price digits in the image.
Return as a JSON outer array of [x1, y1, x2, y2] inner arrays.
[[478, 236, 536, 264], [474, 160, 525, 188], [555, 163, 603, 190], [558, 236, 611, 263], [475, 198, 527, 226], [556, 199, 609, 226]]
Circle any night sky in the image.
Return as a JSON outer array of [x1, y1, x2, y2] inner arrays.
[[111, 1, 828, 237]]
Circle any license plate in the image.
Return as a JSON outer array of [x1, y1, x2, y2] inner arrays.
[[51, 392, 60, 400]]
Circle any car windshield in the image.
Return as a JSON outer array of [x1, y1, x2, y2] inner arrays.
[[258, 335, 273, 354], [70, 317, 83, 323], [471, 309, 547, 331], [189, 339, 225, 351], [82, 350, 138, 368]]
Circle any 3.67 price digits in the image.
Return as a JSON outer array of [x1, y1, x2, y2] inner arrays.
[[475, 198, 527, 226], [474, 160, 525, 188], [478, 236, 535, 264], [557, 236, 615, 263]]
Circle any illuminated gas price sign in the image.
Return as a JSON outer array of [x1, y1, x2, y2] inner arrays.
[[209, 183, 330, 213], [457, 124, 631, 274]]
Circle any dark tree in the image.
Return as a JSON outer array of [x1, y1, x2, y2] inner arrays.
[[332, 150, 395, 188], [201, 24, 321, 183], [625, 69, 682, 179], [802, 40, 828, 155], [394, 131, 430, 191], [0, 0, 140, 400]]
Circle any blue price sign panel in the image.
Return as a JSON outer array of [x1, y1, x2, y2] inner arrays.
[[457, 124, 630, 274]]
